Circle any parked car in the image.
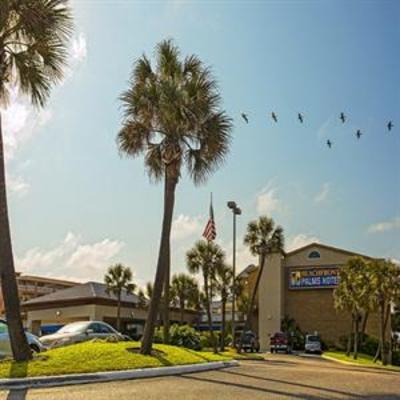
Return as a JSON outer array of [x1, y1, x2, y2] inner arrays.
[[40, 321, 124, 349], [304, 334, 322, 354], [0, 319, 45, 356], [270, 332, 292, 353], [237, 330, 260, 352]]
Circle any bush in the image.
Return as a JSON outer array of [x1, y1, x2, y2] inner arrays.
[[360, 335, 379, 357], [153, 324, 202, 350], [392, 351, 400, 366]]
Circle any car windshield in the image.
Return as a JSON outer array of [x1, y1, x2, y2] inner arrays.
[[57, 322, 89, 334], [307, 335, 320, 342]]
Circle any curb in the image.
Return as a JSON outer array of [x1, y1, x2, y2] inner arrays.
[[0, 360, 239, 390], [321, 355, 400, 372]]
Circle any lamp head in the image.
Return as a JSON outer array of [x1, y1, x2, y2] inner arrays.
[[227, 201, 237, 209]]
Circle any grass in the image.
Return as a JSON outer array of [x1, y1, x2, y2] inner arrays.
[[219, 348, 264, 361], [0, 341, 232, 379], [323, 351, 400, 372]]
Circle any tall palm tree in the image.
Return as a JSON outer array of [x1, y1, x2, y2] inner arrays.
[[243, 216, 284, 335], [0, 0, 72, 361], [118, 40, 232, 354], [104, 264, 136, 331], [187, 240, 226, 353], [215, 264, 233, 351], [171, 273, 198, 324]]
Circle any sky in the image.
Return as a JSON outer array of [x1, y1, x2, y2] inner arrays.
[[2, 0, 399, 288]]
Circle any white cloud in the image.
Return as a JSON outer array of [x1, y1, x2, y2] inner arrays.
[[71, 33, 87, 62], [368, 217, 400, 234], [171, 214, 202, 241], [256, 183, 280, 215], [16, 233, 125, 282], [7, 174, 30, 197], [286, 234, 320, 252], [314, 182, 330, 203], [0, 32, 87, 162]]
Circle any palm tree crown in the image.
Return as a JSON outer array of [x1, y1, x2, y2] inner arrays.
[[118, 39, 232, 184], [104, 264, 136, 297], [244, 216, 284, 257], [0, 0, 73, 107]]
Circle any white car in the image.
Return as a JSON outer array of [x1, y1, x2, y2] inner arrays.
[[40, 321, 125, 349], [0, 319, 45, 356]]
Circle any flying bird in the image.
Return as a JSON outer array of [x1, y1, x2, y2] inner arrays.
[[327, 140, 333, 148], [340, 112, 346, 123], [298, 113, 304, 123], [356, 129, 362, 139], [241, 113, 249, 124], [387, 121, 394, 131], [271, 112, 278, 123]]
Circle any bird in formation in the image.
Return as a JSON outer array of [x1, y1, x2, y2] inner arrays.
[[238, 112, 394, 148]]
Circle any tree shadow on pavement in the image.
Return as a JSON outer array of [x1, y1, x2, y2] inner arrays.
[[6, 388, 27, 400], [180, 374, 334, 400], [220, 369, 361, 398]]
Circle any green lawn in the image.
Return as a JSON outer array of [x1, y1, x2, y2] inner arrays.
[[219, 348, 264, 361], [0, 341, 232, 379], [323, 351, 400, 372]]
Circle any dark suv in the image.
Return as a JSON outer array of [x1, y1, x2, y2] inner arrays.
[[237, 330, 260, 352]]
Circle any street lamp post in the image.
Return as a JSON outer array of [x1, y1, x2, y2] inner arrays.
[[227, 201, 241, 347]]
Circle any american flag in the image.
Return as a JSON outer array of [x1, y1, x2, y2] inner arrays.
[[202, 195, 216, 241]]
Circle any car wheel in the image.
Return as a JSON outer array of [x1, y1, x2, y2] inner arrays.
[[30, 344, 40, 354]]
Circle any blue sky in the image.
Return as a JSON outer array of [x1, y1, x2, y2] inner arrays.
[[3, 0, 399, 286]]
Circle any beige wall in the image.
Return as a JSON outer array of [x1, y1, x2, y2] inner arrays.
[[258, 253, 284, 351], [27, 304, 197, 335]]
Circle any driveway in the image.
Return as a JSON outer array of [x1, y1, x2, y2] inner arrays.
[[1, 354, 399, 400]]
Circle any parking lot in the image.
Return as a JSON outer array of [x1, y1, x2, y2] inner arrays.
[[2, 353, 399, 400]]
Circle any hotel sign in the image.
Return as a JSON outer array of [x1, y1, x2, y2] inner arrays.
[[289, 267, 339, 289]]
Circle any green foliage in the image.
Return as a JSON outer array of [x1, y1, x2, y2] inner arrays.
[[0, 341, 231, 378], [281, 315, 304, 350], [117, 39, 233, 185], [0, 0, 73, 107], [360, 335, 379, 357], [154, 324, 202, 350], [104, 264, 136, 297]]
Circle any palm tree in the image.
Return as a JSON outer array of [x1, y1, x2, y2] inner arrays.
[[104, 264, 136, 331], [215, 264, 233, 351], [118, 39, 232, 354], [171, 273, 198, 324], [0, 0, 72, 361], [369, 259, 400, 365], [137, 288, 147, 308], [187, 240, 226, 353], [243, 216, 284, 336]]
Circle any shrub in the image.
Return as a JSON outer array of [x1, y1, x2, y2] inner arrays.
[[153, 324, 202, 350], [392, 351, 400, 366], [360, 335, 379, 357]]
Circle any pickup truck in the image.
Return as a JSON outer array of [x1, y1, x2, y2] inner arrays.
[[270, 332, 292, 354]]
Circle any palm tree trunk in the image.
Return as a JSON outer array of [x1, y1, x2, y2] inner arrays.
[[381, 302, 391, 366], [180, 298, 184, 325], [244, 253, 266, 333], [117, 293, 121, 331], [220, 298, 226, 352], [353, 313, 359, 360], [204, 273, 217, 353], [360, 310, 369, 346], [346, 319, 353, 357], [140, 171, 177, 355], [162, 253, 170, 343], [0, 113, 31, 361]]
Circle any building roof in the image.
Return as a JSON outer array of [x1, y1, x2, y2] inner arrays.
[[237, 264, 257, 279], [16, 273, 78, 286], [22, 281, 142, 308], [285, 242, 376, 259]]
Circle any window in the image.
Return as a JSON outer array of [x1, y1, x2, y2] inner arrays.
[[308, 250, 321, 259]]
